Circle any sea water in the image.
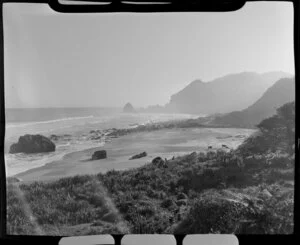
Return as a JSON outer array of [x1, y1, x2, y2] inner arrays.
[[5, 107, 198, 177]]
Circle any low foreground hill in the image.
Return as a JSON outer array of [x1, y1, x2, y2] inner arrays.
[[7, 102, 294, 234]]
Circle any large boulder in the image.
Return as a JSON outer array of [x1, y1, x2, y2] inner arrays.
[[92, 150, 107, 160], [129, 151, 147, 160], [9, 134, 56, 154]]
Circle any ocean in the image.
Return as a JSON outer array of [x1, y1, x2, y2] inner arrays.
[[5, 107, 197, 177]]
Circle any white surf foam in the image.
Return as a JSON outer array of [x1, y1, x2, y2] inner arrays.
[[6, 115, 95, 129]]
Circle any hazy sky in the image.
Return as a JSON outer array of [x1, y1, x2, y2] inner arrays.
[[3, 2, 294, 108]]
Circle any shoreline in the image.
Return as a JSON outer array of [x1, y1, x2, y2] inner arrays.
[[13, 127, 255, 183], [5, 114, 200, 177]]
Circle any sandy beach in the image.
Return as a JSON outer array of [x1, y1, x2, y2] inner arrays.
[[15, 127, 255, 183]]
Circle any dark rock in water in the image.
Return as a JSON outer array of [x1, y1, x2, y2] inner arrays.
[[222, 144, 229, 149], [9, 134, 56, 154], [129, 151, 147, 160], [92, 150, 107, 160], [123, 103, 136, 113]]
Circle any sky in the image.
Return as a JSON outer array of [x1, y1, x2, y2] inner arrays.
[[3, 2, 294, 108]]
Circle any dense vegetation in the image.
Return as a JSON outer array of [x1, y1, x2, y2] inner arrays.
[[7, 102, 295, 235]]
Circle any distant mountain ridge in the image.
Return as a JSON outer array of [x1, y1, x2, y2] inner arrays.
[[163, 71, 292, 115], [211, 77, 295, 128]]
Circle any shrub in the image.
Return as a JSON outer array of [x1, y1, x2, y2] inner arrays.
[[174, 195, 248, 233], [161, 198, 177, 210]]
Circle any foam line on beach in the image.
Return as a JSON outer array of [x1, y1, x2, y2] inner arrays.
[[6, 115, 95, 128], [5, 140, 106, 177]]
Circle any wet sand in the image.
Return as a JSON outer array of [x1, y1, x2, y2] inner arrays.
[[15, 127, 255, 183]]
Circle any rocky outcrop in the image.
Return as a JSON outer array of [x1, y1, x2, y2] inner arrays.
[[9, 134, 56, 154], [123, 103, 136, 113], [91, 150, 107, 160], [129, 152, 147, 160]]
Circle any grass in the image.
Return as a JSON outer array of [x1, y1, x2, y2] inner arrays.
[[7, 148, 294, 234], [7, 175, 130, 235]]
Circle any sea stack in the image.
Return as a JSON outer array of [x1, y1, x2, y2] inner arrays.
[[123, 102, 136, 113]]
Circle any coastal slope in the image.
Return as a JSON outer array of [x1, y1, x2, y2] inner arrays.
[[211, 77, 295, 128]]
